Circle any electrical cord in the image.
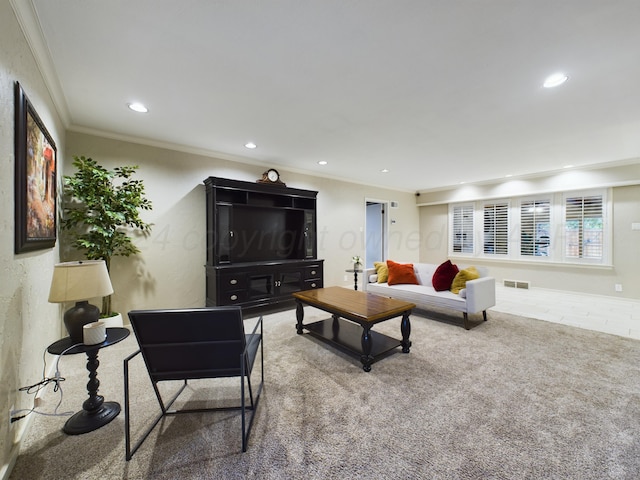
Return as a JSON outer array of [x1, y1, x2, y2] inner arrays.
[[12, 342, 82, 422]]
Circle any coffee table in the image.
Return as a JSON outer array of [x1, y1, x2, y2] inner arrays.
[[293, 286, 415, 371]]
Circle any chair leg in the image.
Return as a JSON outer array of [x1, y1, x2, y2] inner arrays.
[[463, 312, 470, 330], [241, 358, 247, 452], [124, 351, 189, 461]]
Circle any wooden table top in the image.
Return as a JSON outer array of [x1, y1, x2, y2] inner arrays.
[[293, 286, 415, 323]]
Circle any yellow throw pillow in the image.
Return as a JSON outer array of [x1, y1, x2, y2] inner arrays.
[[374, 261, 389, 283], [451, 266, 480, 294]]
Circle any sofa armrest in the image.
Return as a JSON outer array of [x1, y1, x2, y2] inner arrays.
[[363, 268, 376, 291], [465, 276, 496, 314]]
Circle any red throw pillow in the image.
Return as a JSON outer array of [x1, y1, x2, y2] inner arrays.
[[432, 260, 459, 291], [387, 260, 419, 286]]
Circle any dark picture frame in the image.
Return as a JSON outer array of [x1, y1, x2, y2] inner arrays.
[[14, 81, 57, 253]]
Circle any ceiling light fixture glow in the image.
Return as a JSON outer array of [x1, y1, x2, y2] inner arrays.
[[543, 72, 568, 88], [318, 161, 328, 165], [245, 142, 257, 149], [127, 102, 148, 113], [381, 169, 389, 173]]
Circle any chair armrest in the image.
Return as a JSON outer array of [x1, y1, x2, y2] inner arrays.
[[465, 277, 496, 313]]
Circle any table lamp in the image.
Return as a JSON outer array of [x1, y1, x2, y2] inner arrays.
[[48, 260, 114, 343]]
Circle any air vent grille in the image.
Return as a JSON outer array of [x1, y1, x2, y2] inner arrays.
[[503, 279, 530, 289]]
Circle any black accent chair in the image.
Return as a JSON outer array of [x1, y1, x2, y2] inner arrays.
[[124, 307, 263, 460]]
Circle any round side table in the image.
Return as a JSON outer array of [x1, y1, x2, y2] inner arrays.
[[47, 327, 129, 435], [345, 268, 363, 290]]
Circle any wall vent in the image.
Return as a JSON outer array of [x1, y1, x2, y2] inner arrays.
[[503, 279, 530, 289]]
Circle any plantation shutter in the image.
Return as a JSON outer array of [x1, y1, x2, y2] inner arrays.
[[520, 200, 550, 256], [483, 203, 508, 255], [565, 195, 603, 259], [452, 205, 474, 253]]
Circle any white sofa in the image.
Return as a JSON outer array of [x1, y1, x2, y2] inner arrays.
[[363, 262, 496, 330]]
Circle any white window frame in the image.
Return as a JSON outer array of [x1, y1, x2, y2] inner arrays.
[[518, 197, 552, 259], [561, 189, 610, 265], [448, 188, 611, 266], [449, 203, 475, 256], [482, 201, 509, 256]]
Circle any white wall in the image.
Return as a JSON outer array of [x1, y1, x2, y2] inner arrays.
[[0, 1, 66, 476], [66, 132, 420, 315]]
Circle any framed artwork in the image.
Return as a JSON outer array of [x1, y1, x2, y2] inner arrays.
[[14, 81, 57, 253]]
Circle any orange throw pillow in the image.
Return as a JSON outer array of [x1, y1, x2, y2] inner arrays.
[[386, 260, 419, 286]]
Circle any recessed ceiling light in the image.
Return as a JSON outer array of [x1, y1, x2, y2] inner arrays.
[[563, 164, 574, 169], [318, 161, 328, 165], [127, 102, 148, 113], [245, 142, 257, 149], [543, 72, 568, 88], [505, 174, 513, 178], [381, 169, 389, 173]]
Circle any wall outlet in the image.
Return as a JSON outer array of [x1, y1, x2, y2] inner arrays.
[[615, 284, 623, 292], [343, 274, 348, 281]]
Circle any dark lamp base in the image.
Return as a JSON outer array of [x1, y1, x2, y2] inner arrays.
[[64, 301, 100, 343]]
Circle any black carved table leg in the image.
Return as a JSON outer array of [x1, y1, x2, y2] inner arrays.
[[331, 314, 341, 341], [401, 310, 412, 353], [296, 299, 304, 334], [360, 326, 374, 372], [63, 348, 120, 435]]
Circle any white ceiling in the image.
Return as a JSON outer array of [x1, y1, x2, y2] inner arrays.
[[18, 0, 640, 192]]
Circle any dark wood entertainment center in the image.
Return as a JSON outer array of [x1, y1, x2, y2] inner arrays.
[[204, 176, 323, 310]]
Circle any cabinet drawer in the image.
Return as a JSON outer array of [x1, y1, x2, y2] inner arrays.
[[304, 279, 322, 290], [304, 265, 322, 279], [219, 274, 247, 290], [222, 290, 247, 305]]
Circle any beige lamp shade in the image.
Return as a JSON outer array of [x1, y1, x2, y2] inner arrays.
[[48, 260, 114, 303]]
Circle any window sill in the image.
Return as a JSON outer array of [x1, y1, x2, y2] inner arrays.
[[448, 255, 613, 270]]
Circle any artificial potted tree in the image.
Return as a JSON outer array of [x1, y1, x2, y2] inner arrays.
[[61, 155, 152, 326]]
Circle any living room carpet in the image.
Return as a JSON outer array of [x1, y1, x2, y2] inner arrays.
[[9, 307, 640, 479]]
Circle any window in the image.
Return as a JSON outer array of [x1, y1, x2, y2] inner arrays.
[[447, 189, 609, 265], [565, 194, 603, 260], [520, 199, 550, 257], [451, 204, 473, 253], [483, 202, 508, 255]]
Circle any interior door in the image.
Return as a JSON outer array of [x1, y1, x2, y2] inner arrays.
[[365, 201, 386, 269]]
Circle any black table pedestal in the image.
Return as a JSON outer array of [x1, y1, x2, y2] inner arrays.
[[48, 327, 129, 435], [64, 401, 120, 434], [63, 348, 119, 434]]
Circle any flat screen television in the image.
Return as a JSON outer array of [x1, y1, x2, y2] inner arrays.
[[230, 205, 305, 263]]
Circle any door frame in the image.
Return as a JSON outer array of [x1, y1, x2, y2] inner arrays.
[[364, 198, 389, 269]]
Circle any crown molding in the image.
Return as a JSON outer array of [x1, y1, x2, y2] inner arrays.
[[11, 0, 71, 127]]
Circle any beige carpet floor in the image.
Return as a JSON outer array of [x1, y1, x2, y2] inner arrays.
[[9, 307, 640, 479]]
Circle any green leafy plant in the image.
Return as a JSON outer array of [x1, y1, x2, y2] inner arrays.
[[61, 156, 152, 316]]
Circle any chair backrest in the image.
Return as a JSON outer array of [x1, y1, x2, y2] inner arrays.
[[128, 307, 247, 382]]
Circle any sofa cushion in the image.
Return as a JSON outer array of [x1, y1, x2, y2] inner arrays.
[[432, 260, 459, 291], [374, 261, 389, 283], [387, 260, 419, 285], [451, 266, 480, 294], [366, 282, 466, 311], [414, 263, 437, 287]]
